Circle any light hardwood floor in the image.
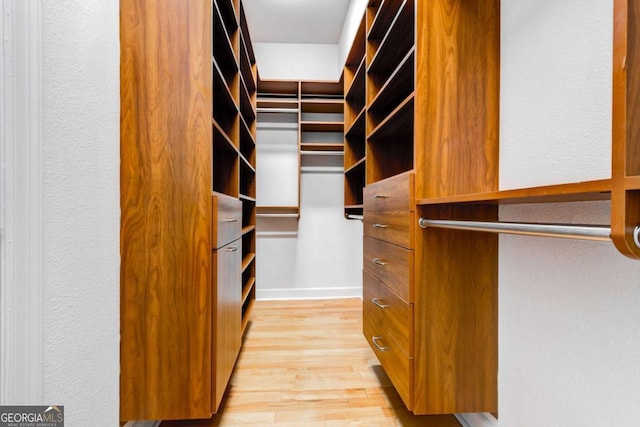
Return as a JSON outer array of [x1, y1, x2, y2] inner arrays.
[[164, 298, 461, 427]]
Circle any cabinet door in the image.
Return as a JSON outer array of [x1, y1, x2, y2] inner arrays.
[[213, 238, 242, 412]]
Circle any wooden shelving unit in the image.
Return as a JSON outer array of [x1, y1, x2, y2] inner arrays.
[[120, 0, 258, 422], [352, 0, 500, 419], [257, 78, 344, 216], [238, 1, 257, 332], [344, 13, 367, 217]]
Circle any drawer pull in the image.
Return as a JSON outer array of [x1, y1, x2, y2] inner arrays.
[[372, 223, 389, 229], [226, 246, 239, 252], [372, 298, 388, 309], [372, 336, 389, 352], [372, 258, 387, 266], [223, 218, 240, 223], [373, 194, 389, 199]]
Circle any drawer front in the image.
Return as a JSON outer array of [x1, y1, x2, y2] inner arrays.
[[363, 236, 413, 302], [363, 270, 412, 355], [363, 303, 413, 410], [363, 172, 414, 212], [364, 211, 414, 249], [213, 193, 242, 249], [213, 238, 242, 411]]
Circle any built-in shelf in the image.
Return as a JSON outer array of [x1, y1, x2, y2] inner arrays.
[[417, 179, 614, 205], [367, 93, 414, 142], [242, 225, 256, 235], [301, 143, 344, 152], [345, 156, 366, 175], [242, 253, 256, 272], [301, 121, 344, 132]]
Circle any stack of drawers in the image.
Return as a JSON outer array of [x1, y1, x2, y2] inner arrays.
[[362, 171, 415, 410], [212, 193, 243, 411]]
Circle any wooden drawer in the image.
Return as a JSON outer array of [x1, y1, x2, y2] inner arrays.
[[212, 238, 242, 411], [363, 270, 412, 355], [363, 298, 413, 410], [364, 211, 414, 249], [363, 236, 413, 302], [213, 193, 242, 249], [363, 172, 414, 212]]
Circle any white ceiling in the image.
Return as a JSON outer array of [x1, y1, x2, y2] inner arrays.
[[243, 0, 352, 44]]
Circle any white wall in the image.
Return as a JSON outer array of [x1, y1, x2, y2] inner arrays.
[[254, 17, 363, 300], [256, 171, 363, 300], [41, 0, 120, 425], [459, 0, 640, 426], [499, 0, 612, 188], [254, 42, 340, 81]]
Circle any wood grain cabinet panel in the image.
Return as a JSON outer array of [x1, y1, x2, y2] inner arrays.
[[363, 236, 413, 302], [121, 0, 256, 422], [363, 270, 412, 356], [213, 193, 243, 248], [363, 172, 414, 212], [364, 211, 414, 249], [213, 239, 242, 411], [363, 292, 413, 410], [120, 0, 213, 420]]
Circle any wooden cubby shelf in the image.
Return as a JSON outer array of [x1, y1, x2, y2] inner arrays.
[[242, 253, 256, 272]]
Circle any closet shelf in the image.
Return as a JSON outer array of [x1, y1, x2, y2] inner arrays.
[[345, 108, 366, 139], [368, 48, 414, 116], [239, 194, 256, 203], [242, 277, 256, 304], [345, 156, 366, 174], [301, 121, 344, 132], [242, 253, 255, 272], [301, 99, 344, 113], [213, 1, 239, 72], [301, 143, 344, 152], [367, 0, 402, 41], [239, 153, 256, 174], [416, 179, 613, 206], [213, 119, 239, 153], [345, 56, 366, 100], [242, 225, 256, 235], [241, 298, 255, 334], [626, 176, 640, 190], [367, 0, 413, 77], [217, 0, 238, 33], [367, 93, 414, 142]]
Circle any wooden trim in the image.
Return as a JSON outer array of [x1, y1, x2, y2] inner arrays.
[[0, 0, 44, 405], [611, 0, 640, 258]]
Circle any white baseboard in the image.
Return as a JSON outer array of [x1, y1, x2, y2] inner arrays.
[[256, 286, 362, 300], [125, 421, 161, 427], [455, 413, 499, 427]]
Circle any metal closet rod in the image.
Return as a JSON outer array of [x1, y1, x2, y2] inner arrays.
[[418, 218, 640, 248], [346, 214, 363, 221]]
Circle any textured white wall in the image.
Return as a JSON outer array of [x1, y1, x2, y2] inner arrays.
[[459, 0, 640, 426], [41, 0, 120, 425], [499, 0, 612, 189], [253, 42, 340, 81]]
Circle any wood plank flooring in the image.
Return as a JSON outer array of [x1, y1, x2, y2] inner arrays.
[[163, 298, 461, 427]]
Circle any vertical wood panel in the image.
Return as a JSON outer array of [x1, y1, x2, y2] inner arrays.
[[414, 0, 500, 199], [414, 204, 498, 415], [120, 0, 213, 420], [612, 0, 640, 258]]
